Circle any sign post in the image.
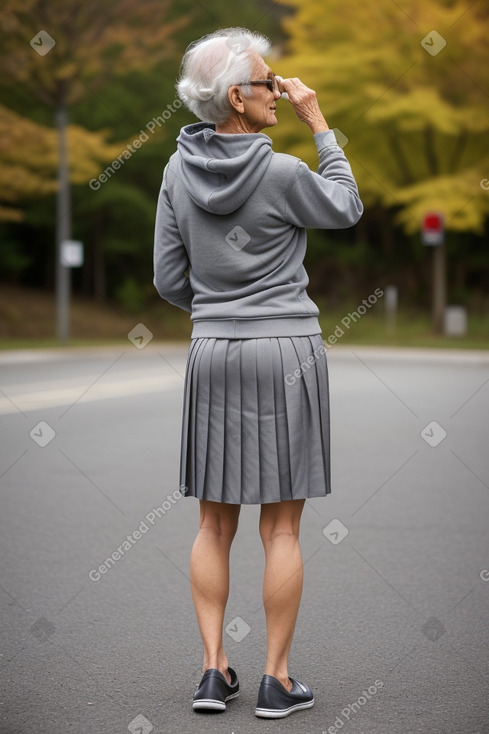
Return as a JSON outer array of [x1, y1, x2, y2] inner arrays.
[[421, 213, 445, 334], [385, 285, 398, 335], [58, 240, 84, 343]]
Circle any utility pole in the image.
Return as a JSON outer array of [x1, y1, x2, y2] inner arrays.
[[55, 103, 71, 343], [432, 240, 446, 334]]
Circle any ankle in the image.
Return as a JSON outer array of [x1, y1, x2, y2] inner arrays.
[[265, 668, 292, 691], [204, 664, 231, 685], [202, 656, 229, 676], [276, 676, 292, 691]]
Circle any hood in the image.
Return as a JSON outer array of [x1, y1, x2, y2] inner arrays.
[[176, 122, 274, 215]]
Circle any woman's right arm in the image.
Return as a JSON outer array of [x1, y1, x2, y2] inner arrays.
[[279, 77, 363, 229], [279, 77, 330, 135]]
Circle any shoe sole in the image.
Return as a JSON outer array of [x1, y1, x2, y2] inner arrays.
[[193, 691, 240, 711], [255, 698, 314, 718]]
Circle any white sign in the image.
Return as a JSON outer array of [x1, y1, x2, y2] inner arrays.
[[61, 240, 84, 267], [421, 230, 444, 246]]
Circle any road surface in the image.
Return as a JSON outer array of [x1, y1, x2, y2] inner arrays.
[[1, 342, 488, 733]]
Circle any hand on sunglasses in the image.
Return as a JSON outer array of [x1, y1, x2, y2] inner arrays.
[[276, 76, 329, 133]]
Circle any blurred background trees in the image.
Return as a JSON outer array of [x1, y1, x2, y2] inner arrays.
[[0, 0, 284, 310], [271, 0, 489, 311], [0, 0, 487, 334]]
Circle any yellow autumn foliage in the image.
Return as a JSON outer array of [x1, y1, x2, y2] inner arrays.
[[0, 105, 123, 221], [0, 0, 190, 221], [270, 0, 489, 233]]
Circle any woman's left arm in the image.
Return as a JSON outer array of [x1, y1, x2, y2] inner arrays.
[[153, 164, 194, 313]]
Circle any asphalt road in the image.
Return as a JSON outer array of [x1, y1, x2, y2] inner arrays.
[[1, 342, 488, 734]]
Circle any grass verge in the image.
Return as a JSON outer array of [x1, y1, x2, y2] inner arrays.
[[0, 286, 487, 350]]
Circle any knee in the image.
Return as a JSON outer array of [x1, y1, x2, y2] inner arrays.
[[199, 503, 240, 539], [200, 520, 239, 541], [259, 501, 304, 545], [259, 523, 298, 546]]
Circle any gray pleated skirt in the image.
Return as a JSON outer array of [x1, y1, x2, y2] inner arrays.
[[179, 334, 331, 504]]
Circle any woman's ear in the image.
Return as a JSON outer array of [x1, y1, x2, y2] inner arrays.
[[227, 85, 245, 114]]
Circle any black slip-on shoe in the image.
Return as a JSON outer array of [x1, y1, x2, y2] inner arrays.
[[255, 674, 314, 718], [192, 666, 240, 711]]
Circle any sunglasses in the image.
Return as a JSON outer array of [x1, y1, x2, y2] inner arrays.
[[235, 74, 280, 93]]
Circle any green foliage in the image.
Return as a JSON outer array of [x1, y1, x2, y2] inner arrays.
[[0, 241, 32, 280], [114, 276, 147, 314]]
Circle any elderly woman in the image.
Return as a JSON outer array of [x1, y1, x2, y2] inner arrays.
[[154, 28, 362, 719]]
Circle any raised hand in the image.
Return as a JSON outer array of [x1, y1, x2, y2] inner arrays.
[[278, 76, 329, 134]]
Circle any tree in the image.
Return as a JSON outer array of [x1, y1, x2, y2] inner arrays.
[[0, 0, 287, 317], [272, 0, 489, 235], [270, 0, 489, 327], [0, 105, 56, 223], [0, 104, 121, 222], [0, 0, 188, 340]]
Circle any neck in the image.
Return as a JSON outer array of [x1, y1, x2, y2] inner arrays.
[[216, 114, 259, 135]]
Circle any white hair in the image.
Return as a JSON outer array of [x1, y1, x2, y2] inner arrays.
[[177, 28, 272, 125]]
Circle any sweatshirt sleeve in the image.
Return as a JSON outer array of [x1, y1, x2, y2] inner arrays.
[[283, 129, 363, 229], [153, 164, 194, 313]]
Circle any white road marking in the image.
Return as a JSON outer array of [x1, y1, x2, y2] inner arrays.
[[0, 372, 183, 415]]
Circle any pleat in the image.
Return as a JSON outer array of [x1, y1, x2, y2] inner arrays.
[[179, 337, 203, 495], [278, 336, 309, 496], [192, 339, 216, 499], [312, 335, 331, 490], [299, 335, 330, 494], [222, 339, 242, 503], [199, 338, 221, 498], [270, 338, 293, 500], [289, 336, 312, 493], [239, 339, 261, 503], [255, 338, 281, 501], [178, 345, 192, 492]]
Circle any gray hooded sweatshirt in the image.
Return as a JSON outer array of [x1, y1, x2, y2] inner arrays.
[[154, 122, 363, 338]]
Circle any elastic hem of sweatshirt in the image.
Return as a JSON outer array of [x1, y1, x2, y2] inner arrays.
[[190, 316, 322, 339]]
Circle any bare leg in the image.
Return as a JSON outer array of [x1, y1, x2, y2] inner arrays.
[[259, 499, 305, 692], [190, 499, 240, 684]]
